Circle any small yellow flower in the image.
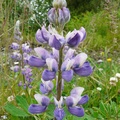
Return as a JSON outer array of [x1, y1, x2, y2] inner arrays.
[[107, 58, 112, 62]]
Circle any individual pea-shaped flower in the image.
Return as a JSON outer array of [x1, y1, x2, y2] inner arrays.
[[61, 59, 75, 82], [73, 53, 93, 76], [42, 58, 58, 81], [54, 97, 65, 120], [35, 26, 50, 44], [66, 27, 86, 48], [52, 48, 59, 60], [28, 47, 50, 67], [10, 65, 20, 72], [58, 7, 70, 27], [64, 48, 75, 60], [40, 78, 54, 94], [28, 94, 50, 114], [48, 8, 57, 24], [49, 34, 65, 50], [10, 42, 19, 50], [66, 87, 89, 117], [22, 43, 31, 53], [11, 51, 21, 60]]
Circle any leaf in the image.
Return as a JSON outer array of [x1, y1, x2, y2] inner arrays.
[[4, 103, 29, 117], [47, 103, 55, 116], [16, 95, 29, 113]]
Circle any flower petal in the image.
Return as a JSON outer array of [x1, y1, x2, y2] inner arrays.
[[68, 106, 84, 117], [54, 108, 65, 120], [28, 56, 45, 67], [79, 27, 86, 41], [28, 104, 46, 114], [62, 70, 73, 82], [73, 53, 88, 67], [49, 35, 62, 50], [34, 47, 50, 60], [46, 58, 58, 72], [35, 29, 47, 43], [73, 62, 93, 76], [70, 87, 84, 96], [41, 96, 50, 106], [41, 26, 50, 42], [66, 96, 74, 107], [78, 95, 89, 105], [64, 48, 75, 60], [67, 32, 80, 47], [40, 83, 48, 94], [42, 69, 56, 81]]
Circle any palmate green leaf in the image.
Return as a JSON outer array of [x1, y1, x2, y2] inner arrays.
[[4, 103, 29, 117], [15, 95, 29, 113]]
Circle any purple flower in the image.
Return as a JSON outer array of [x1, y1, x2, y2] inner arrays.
[[22, 43, 31, 53], [34, 47, 51, 60], [10, 65, 20, 72], [73, 62, 93, 77], [64, 48, 75, 60], [66, 28, 86, 47], [28, 47, 51, 67], [11, 52, 21, 60], [68, 106, 84, 117], [35, 26, 50, 43], [61, 59, 74, 82], [11, 42, 19, 50], [48, 8, 56, 24], [28, 94, 50, 114], [28, 56, 46, 67], [49, 34, 65, 50], [62, 7, 70, 24], [66, 87, 89, 117], [40, 79, 54, 94], [54, 97, 65, 120], [42, 58, 58, 81], [72, 53, 93, 76], [54, 108, 65, 120]]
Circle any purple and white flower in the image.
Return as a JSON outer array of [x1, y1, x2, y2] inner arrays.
[[40, 78, 54, 94], [28, 94, 50, 114], [66, 87, 89, 117], [36, 26, 50, 44], [42, 58, 58, 81]]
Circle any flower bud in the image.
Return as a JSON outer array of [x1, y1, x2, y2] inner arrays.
[[52, 0, 67, 8]]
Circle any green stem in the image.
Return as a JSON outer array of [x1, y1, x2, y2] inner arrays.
[[57, 48, 63, 101]]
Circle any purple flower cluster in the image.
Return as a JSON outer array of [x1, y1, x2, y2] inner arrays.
[[28, 0, 93, 119], [10, 21, 33, 89]]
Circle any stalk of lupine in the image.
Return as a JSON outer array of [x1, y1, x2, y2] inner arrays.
[[14, 20, 23, 41], [54, 97, 65, 120], [21, 66, 33, 88], [42, 58, 58, 81], [28, 94, 50, 114], [66, 87, 89, 117]]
